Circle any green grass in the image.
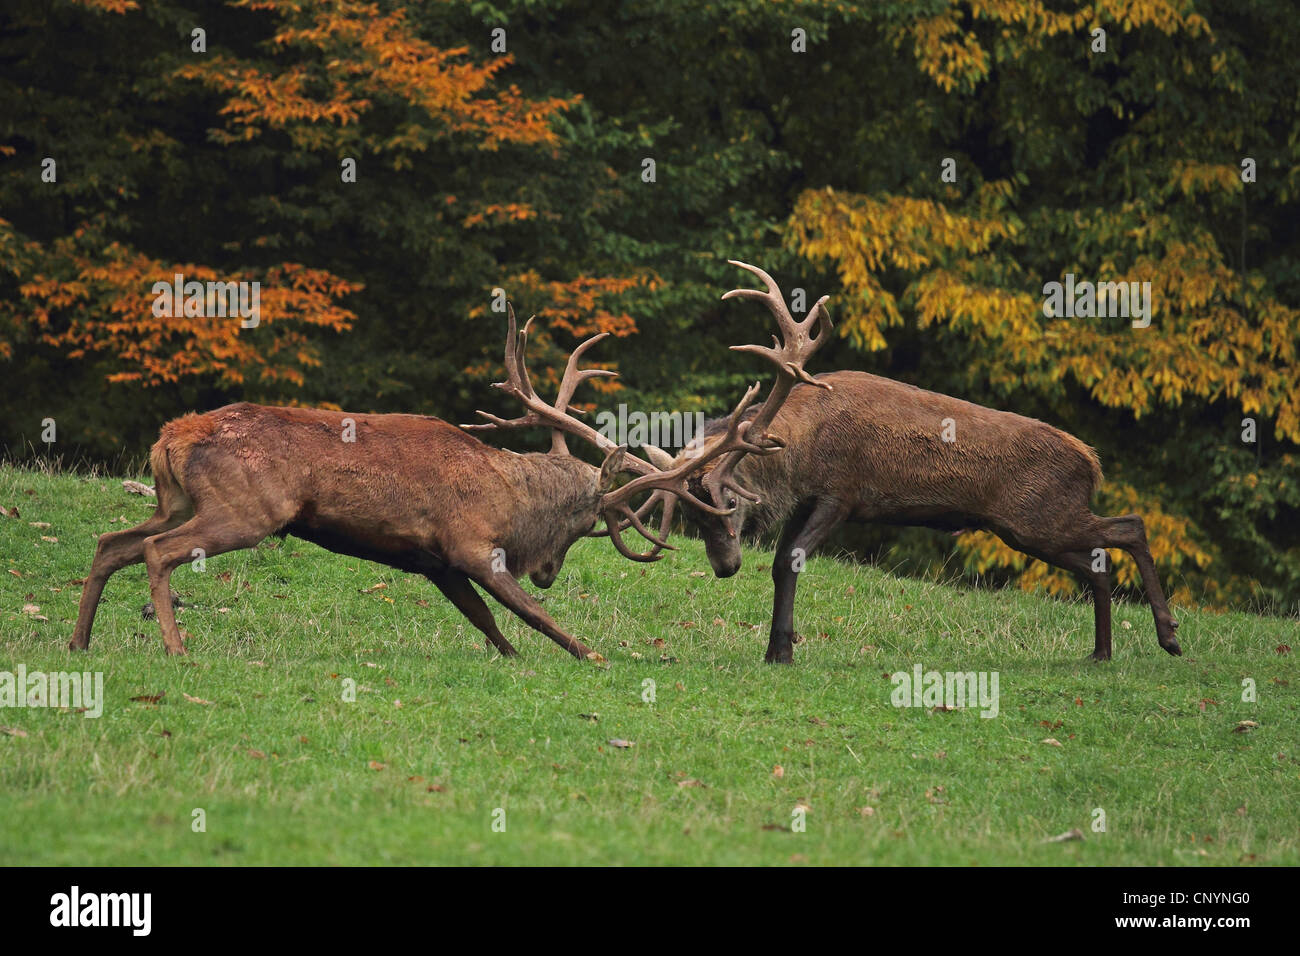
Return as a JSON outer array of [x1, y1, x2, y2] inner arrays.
[[1, 464, 1296, 866]]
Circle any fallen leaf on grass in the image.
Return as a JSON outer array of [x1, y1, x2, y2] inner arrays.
[[1043, 829, 1085, 843], [772, 765, 785, 779], [578, 713, 599, 721], [21, 604, 48, 621], [1232, 720, 1259, 733], [368, 761, 386, 770], [1041, 737, 1063, 747], [246, 749, 266, 759], [0, 726, 28, 737], [130, 692, 166, 704], [607, 738, 633, 749], [677, 778, 705, 788], [122, 480, 156, 497], [359, 582, 388, 594], [182, 693, 213, 705]]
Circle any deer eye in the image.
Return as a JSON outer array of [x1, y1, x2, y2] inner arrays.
[[726, 496, 737, 510]]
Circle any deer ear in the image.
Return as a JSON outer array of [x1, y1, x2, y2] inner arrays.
[[598, 445, 628, 492], [641, 443, 674, 470]]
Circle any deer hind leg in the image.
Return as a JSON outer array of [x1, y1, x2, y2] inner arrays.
[[428, 570, 519, 657], [70, 508, 191, 651], [1051, 549, 1113, 661], [1100, 514, 1180, 656], [141, 513, 268, 655], [991, 509, 1115, 660], [767, 498, 847, 664]]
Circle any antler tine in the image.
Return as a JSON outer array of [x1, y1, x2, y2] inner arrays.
[[599, 382, 772, 525], [602, 489, 679, 562], [724, 262, 832, 393], [721, 259, 796, 331], [595, 383, 780, 561], [549, 332, 618, 455], [589, 485, 660, 538], [554, 333, 616, 411], [502, 305, 535, 400], [461, 305, 663, 476]]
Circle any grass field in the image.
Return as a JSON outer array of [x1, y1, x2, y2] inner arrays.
[[1, 464, 1296, 866]]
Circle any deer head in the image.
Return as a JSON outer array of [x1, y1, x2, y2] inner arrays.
[[463, 303, 777, 565]]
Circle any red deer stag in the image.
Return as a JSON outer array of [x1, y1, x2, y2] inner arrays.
[[70, 306, 770, 660], [662, 261, 1182, 664]]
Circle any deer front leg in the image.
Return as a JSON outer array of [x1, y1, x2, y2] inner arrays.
[[767, 498, 846, 664], [470, 567, 602, 662], [428, 570, 519, 657]]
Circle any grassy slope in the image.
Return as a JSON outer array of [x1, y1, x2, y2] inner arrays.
[[0, 465, 1296, 866]]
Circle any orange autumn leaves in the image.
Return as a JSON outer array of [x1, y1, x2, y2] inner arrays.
[[173, 1, 576, 160], [28, 0, 586, 396], [2, 216, 359, 389]]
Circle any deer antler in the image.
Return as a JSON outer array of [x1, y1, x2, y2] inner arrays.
[[704, 260, 833, 506], [464, 306, 700, 560], [463, 304, 650, 461], [597, 382, 780, 561]]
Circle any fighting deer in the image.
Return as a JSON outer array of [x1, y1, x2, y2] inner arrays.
[[652, 261, 1182, 664], [70, 306, 771, 660]]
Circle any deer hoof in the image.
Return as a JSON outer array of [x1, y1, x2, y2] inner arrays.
[[584, 651, 607, 664], [1157, 617, 1181, 655], [764, 647, 795, 664], [1086, 650, 1111, 662]]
